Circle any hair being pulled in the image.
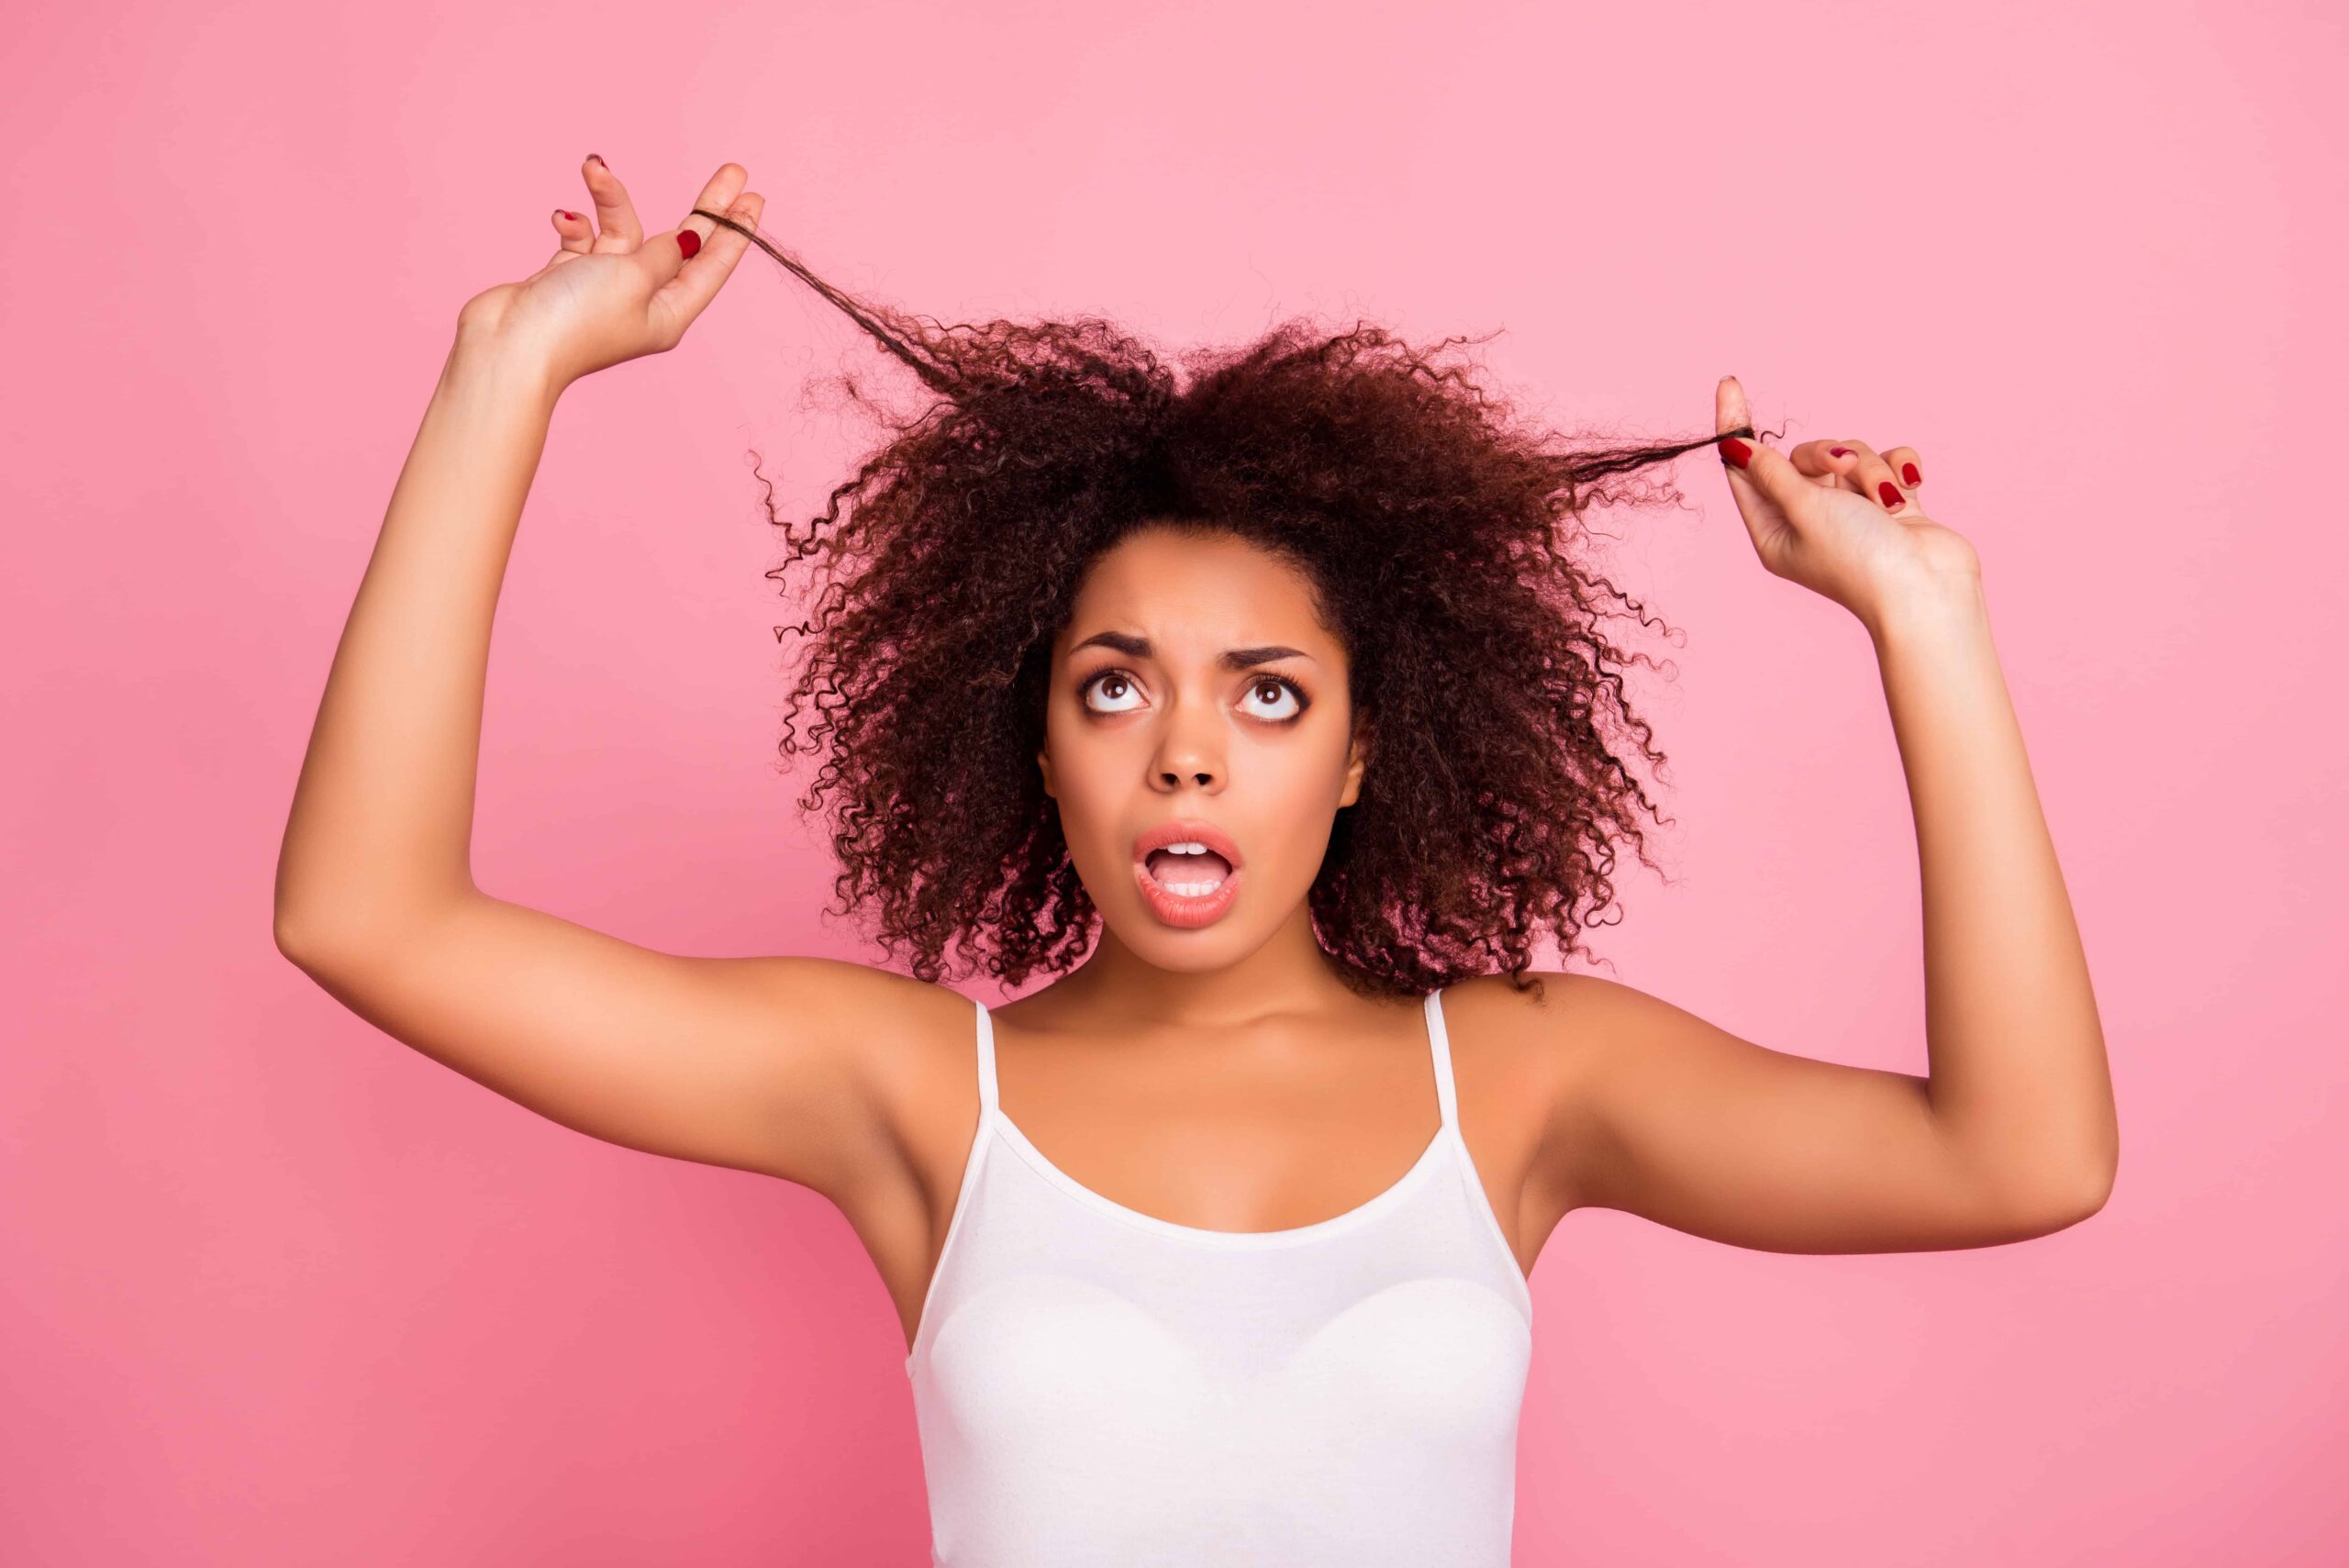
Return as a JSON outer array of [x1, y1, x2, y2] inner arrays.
[[690, 206, 1766, 997]]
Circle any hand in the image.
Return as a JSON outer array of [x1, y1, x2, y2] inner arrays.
[[1713, 375, 1980, 627], [454, 157, 765, 395]]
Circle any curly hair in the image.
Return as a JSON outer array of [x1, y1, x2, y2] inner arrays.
[[693, 209, 1754, 999]]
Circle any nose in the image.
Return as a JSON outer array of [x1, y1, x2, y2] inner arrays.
[[1150, 693, 1224, 793]]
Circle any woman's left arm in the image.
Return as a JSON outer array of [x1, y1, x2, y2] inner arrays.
[[1532, 378, 2117, 1252], [1864, 560, 2117, 1221]]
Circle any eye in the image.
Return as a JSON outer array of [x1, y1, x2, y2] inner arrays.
[[1079, 668, 1146, 715], [1241, 674, 1307, 722]]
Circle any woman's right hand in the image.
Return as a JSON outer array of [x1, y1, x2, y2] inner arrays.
[[455, 157, 764, 395]]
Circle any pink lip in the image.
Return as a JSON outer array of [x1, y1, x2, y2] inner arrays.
[[1131, 817, 1245, 868], [1132, 817, 1244, 930]]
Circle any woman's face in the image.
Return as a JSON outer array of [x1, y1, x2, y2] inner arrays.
[[1038, 524, 1366, 973]]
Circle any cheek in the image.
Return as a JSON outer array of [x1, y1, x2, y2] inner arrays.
[[1041, 712, 1128, 839], [1238, 728, 1354, 843], [1256, 715, 1353, 791]]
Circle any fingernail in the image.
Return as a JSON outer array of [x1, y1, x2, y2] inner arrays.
[[1902, 462, 1920, 485], [1877, 481, 1903, 508], [1830, 446, 1852, 458], [1719, 437, 1753, 469], [677, 230, 701, 260], [586, 153, 606, 168], [557, 210, 580, 222]]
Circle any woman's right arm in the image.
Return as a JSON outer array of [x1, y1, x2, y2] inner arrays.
[[272, 160, 956, 1199]]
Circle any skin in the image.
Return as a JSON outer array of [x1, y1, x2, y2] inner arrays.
[[275, 156, 2119, 1361]]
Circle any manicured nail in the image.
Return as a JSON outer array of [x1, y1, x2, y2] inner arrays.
[[1877, 481, 1903, 508], [1719, 437, 1753, 469], [1830, 446, 1852, 458], [557, 210, 580, 222], [586, 153, 606, 169], [677, 230, 701, 259], [1902, 462, 1920, 485]]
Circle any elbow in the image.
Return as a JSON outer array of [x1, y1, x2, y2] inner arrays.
[[272, 896, 394, 973], [273, 905, 337, 971], [274, 882, 465, 971], [2054, 1169, 2113, 1230], [273, 862, 343, 968], [2006, 1158, 2117, 1239], [2070, 1155, 2118, 1222], [2063, 1121, 2122, 1226]]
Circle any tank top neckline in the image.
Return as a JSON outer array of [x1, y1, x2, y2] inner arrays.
[[906, 985, 1533, 1373], [973, 988, 1464, 1250]]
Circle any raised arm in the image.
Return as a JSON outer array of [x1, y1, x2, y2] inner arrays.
[[1525, 378, 2118, 1252], [272, 159, 949, 1199]]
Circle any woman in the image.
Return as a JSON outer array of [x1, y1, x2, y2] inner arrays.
[[273, 157, 2118, 1565]]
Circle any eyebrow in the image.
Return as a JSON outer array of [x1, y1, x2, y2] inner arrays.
[[1069, 630, 1312, 670]]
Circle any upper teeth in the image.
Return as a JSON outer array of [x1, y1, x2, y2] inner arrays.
[[1162, 841, 1208, 855]]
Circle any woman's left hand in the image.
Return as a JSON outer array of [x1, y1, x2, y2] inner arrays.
[[1712, 375, 1981, 628]]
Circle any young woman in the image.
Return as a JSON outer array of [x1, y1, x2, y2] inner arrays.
[[273, 157, 2118, 1565]]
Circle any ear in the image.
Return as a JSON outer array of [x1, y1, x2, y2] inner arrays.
[[1037, 747, 1055, 799], [1337, 717, 1369, 808]]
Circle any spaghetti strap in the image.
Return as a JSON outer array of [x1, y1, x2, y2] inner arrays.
[[1424, 985, 1459, 1130], [974, 998, 999, 1116], [907, 975, 1535, 1563]]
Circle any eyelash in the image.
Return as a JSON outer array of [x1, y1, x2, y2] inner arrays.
[[1077, 668, 1310, 725]]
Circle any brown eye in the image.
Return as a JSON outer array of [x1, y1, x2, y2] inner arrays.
[[1243, 675, 1305, 722], [1080, 670, 1145, 714]]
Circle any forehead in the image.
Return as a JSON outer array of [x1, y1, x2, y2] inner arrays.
[[1057, 526, 1337, 659]]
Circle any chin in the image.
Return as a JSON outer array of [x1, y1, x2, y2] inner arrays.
[[1099, 895, 1275, 971]]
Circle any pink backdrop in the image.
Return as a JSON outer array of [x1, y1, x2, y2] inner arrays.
[[6, 1, 2342, 1562]]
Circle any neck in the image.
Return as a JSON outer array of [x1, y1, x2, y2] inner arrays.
[[1046, 899, 1372, 1031]]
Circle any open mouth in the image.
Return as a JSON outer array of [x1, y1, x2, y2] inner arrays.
[[1141, 844, 1235, 897], [1130, 825, 1245, 929]]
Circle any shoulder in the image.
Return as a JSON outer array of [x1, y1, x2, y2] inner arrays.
[[1442, 968, 1687, 1061], [1437, 969, 1657, 1211], [723, 957, 981, 1203], [1439, 968, 1612, 1053], [1438, 969, 1622, 1102], [803, 962, 985, 1142]]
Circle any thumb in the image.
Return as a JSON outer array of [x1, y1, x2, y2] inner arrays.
[[1713, 374, 1802, 508]]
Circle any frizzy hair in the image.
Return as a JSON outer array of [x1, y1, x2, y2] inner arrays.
[[691, 207, 1760, 999]]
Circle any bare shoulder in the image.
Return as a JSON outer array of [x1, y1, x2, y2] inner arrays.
[[1438, 968, 1619, 1072], [736, 957, 983, 1201], [767, 967, 989, 1346], [1436, 970, 1635, 1215]]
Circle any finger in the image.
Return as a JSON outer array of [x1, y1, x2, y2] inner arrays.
[[647, 168, 758, 344], [551, 206, 594, 258], [1881, 444, 1924, 491], [1716, 372, 1751, 440], [1714, 376, 1814, 518], [1789, 439, 1868, 495], [582, 152, 642, 253], [1811, 439, 1909, 515]]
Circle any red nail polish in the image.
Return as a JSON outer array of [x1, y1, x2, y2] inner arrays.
[[677, 230, 701, 259], [1877, 481, 1903, 507], [1902, 462, 1920, 485], [1830, 446, 1852, 458], [586, 153, 605, 167], [1719, 437, 1753, 469], [558, 210, 579, 221]]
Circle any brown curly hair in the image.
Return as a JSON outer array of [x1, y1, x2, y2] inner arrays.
[[693, 209, 1754, 999]]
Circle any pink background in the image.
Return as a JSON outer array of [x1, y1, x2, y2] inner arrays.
[[6, 1, 2342, 1562]]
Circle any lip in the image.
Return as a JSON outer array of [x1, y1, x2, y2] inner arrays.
[[1131, 817, 1245, 930], [1132, 817, 1245, 869]]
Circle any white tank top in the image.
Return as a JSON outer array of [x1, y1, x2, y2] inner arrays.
[[905, 985, 1535, 1566]]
